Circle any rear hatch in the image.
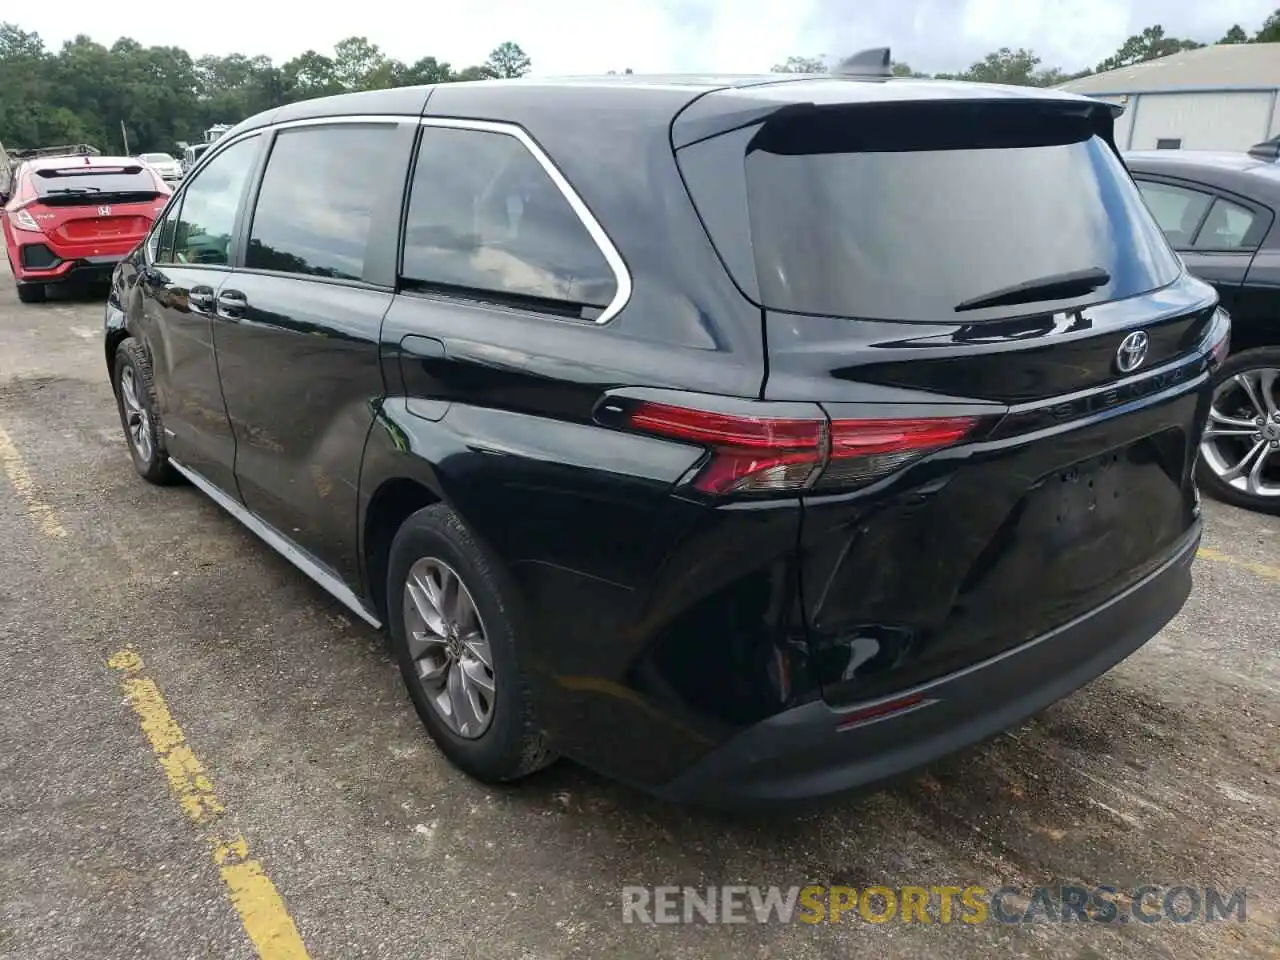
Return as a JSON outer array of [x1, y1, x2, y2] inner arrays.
[[675, 84, 1223, 705], [31, 162, 167, 246]]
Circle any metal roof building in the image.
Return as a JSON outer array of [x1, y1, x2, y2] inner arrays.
[[1058, 43, 1280, 153]]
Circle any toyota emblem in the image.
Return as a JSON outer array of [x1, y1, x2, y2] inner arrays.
[[1115, 330, 1149, 374], [98, 205, 112, 216]]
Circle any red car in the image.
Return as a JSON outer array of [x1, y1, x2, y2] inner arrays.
[[2, 154, 171, 303]]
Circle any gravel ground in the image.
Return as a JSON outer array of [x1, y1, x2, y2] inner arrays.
[[0, 275, 1277, 960]]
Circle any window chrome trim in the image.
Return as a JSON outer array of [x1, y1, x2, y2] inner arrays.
[[193, 113, 634, 325], [413, 117, 633, 325]]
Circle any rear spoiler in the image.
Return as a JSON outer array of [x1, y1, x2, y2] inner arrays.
[[36, 164, 144, 177], [672, 90, 1124, 151]]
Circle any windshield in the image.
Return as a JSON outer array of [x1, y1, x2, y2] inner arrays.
[[740, 104, 1182, 321]]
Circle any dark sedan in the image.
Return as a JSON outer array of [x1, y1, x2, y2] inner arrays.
[[1126, 150, 1280, 514]]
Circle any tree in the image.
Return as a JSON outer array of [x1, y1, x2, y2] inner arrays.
[[332, 36, 387, 91], [771, 55, 826, 73], [485, 41, 531, 79], [1256, 9, 1280, 42], [1220, 24, 1249, 43], [1095, 25, 1203, 73], [890, 62, 929, 78], [0, 22, 528, 153], [935, 47, 1065, 87]]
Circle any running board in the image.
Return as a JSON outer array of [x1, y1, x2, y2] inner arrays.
[[168, 458, 383, 630]]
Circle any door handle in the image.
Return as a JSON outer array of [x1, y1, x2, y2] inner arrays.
[[188, 285, 215, 313], [216, 289, 247, 321]]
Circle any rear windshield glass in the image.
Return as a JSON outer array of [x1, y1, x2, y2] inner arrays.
[[740, 104, 1181, 321], [141, 153, 173, 163], [34, 167, 157, 199]]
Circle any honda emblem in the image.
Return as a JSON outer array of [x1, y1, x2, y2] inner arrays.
[[98, 205, 112, 216]]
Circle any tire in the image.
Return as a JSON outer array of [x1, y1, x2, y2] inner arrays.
[[16, 282, 45, 304], [1196, 345, 1280, 515], [387, 503, 554, 783], [112, 337, 179, 485]]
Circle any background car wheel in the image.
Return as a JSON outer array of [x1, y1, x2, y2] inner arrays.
[[387, 503, 554, 783], [1196, 345, 1280, 515], [16, 282, 45, 304], [113, 337, 179, 485]]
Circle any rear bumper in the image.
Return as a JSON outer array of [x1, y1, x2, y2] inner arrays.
[[654, 521, 1200, 809], [14, 251, 127, 285]]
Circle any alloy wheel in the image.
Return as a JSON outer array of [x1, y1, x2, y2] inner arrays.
[[119, 366, 153, 463], [1200, 368, 1280, 500], [402, 557, 496, 739]]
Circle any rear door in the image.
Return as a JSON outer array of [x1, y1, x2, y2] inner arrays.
[[212, 120, 414, 583], [676, 92, 1220, 704], [135, 134, 263, 494], [1132, 175, 1269, 318]]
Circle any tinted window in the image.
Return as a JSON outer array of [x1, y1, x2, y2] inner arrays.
[[1192, 198, 1257, 250], [246, 124, 403, 281], [731, 107, 1182, 321], [401, 126, 617, 315], [171, 135, 259, 266], [1135, 180, 1213, 248]]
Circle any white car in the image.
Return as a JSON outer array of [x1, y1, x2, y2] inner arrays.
[[139, 152, 183, 182]]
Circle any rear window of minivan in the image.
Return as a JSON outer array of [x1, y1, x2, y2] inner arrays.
[[682, 101, 1183, 322]]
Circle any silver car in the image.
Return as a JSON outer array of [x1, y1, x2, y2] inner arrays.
[[139, 152, 183, 183]]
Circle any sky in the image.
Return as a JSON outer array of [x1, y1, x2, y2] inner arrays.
[[13, 0, 1280, 76]]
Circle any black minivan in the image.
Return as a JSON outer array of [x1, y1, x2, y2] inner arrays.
[[105, 64, 1228, 807]]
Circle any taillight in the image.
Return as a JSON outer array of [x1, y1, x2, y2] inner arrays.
[[10, 206, 42, 233], [619, 400, 979, 496], [1206, 307, 1230, 372], [820, 417, 978, 490]]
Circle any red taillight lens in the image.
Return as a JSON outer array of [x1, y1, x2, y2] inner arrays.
[[819, 416, 979, 490], [622, 401, 980, 496], [10, 205, 42, 233], [626, 402, 825, 494], [1206, 308, 1230, 372]]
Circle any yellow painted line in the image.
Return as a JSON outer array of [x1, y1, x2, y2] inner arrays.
[[1198, 547, 1280, 582], [108, 648, 311, 960], [0, 424, 66, 538]]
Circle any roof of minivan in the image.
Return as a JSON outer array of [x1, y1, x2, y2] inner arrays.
[[225, 73, 1112, 145]]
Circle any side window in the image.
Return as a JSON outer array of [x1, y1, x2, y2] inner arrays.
[[401, 126, 619, 318], [1134, 180, 1213, 249], [1192, 197, 1258, 251], [172, 136, 260, 266], [245, 124, 404, 281]]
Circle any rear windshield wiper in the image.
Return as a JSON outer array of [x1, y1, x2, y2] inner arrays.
[[44, 186, 102, 195], [954, 266, 1111, 313]]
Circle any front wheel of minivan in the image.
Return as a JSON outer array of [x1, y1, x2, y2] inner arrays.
[[1197, 346, 1280, 515], [387, 503, 555, 783]]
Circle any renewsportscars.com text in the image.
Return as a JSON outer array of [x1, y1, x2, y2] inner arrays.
[[621, 884, 1247, 925]]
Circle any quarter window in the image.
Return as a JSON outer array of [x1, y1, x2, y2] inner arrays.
[[246, 124, 404, 281], [401, 126, 618, 318], [171, 135, 259, 266], [1134, 180, 1213, 249], [147, 204, 180, 263], [1192, 197, 1257, 251]]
